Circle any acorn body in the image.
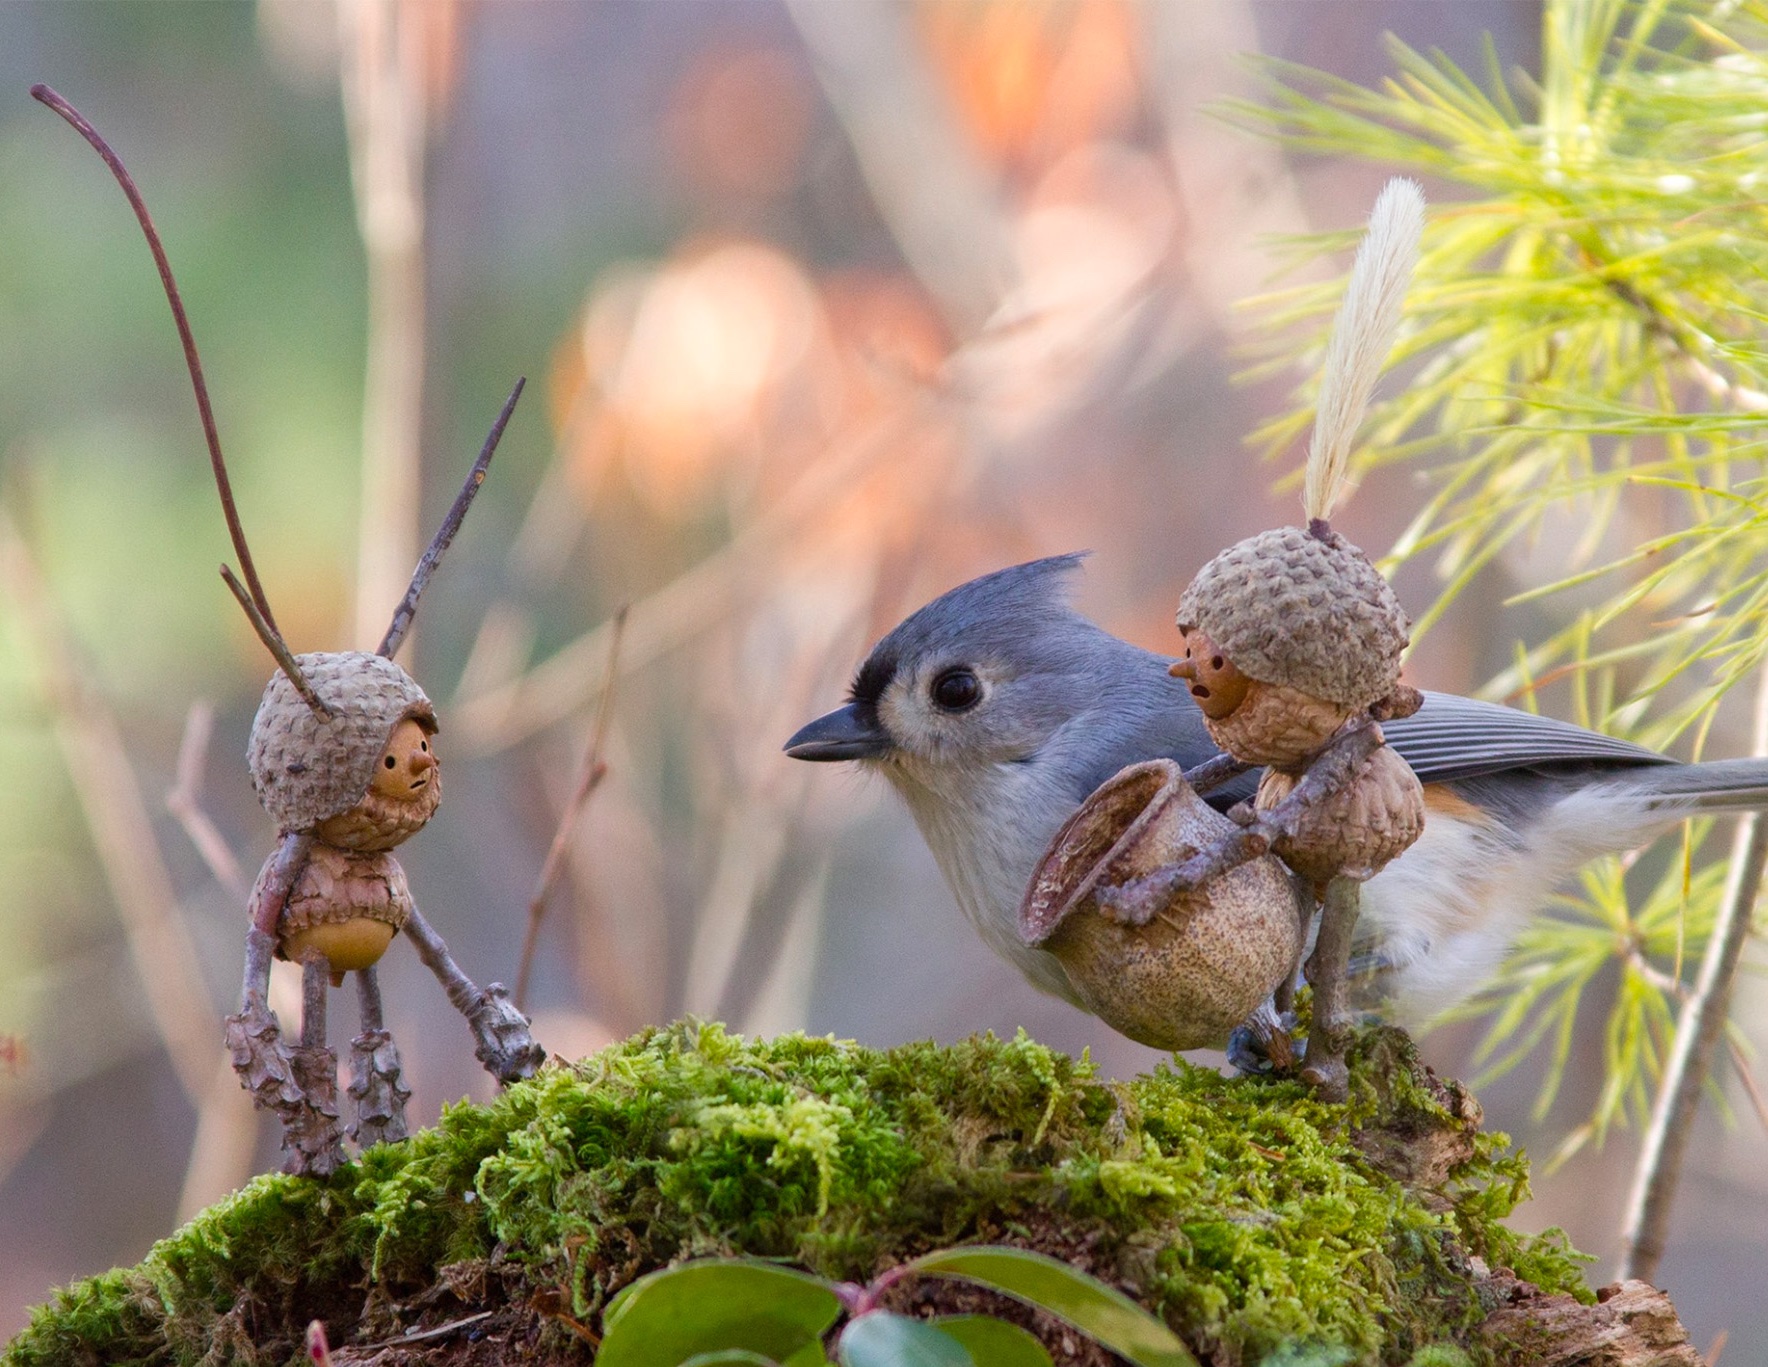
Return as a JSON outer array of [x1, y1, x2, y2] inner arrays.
[[258, 843, 413, 985], [1255, 741, 1425, 889], [1020, 760, 1302, 1051]]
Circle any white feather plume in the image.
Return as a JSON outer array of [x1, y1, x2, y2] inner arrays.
[[1303, 177, 1426, 524]]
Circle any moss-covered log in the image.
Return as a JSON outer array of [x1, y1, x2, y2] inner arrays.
[[2, 1023, 1696, 1366]]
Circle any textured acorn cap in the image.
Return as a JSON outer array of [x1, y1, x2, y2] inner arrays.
[[247, 652, 437, 833], [1176, 524, 1408, 711]]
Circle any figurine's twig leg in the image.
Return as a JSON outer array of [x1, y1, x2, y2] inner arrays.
[[1095, 721, 1385, 925], [402, 904, 545, 1084], [348, 967, 411, 1148], [1300, 877, 1361, 1102], [229, 835, 347, 1177], [300, 950, 328, 1049]]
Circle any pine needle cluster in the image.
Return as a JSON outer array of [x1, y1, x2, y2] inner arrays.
[[1229, 0, 1768, 1148]]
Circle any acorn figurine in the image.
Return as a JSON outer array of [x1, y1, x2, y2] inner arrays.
[[36, 77, 546, 1176], [1097, 179, 1429, 1097], [219, 396, 544, 1176]]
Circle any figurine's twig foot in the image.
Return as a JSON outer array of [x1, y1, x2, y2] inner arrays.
[[348, 966, 410, 1146], [465, 983, 546, 1084], [227, 1001, 347, 1174], [348, 1029, 411, 1147], [286, 1043, 347, 1175]]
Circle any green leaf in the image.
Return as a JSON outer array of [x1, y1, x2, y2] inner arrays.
[[680, 1355, 785, 1367], [599, 1260, 842, 1367], [932, 1315, 1054, 1367], [837, 1312, 973, 1367], [906, 1248, 1197, 1367]]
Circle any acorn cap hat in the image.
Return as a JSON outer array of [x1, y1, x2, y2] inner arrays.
[[247, 651, 437, 833], [1176, 524, 1409, 711]]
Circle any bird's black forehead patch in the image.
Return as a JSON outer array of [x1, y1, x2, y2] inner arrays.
[[849, 650, 899, 707]]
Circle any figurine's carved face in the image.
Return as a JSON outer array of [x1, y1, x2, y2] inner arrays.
[[369, 718, 438, 803], [1170, 628, 1250, 720]]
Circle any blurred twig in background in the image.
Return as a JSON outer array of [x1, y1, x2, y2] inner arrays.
[[339, 0, 457, 647]]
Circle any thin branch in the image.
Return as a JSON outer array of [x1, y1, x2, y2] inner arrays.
[[220, 566, 332, 719], [338, 0, 433, 648], [378, 376, 525, 659], [1621, 661, 1768, 1282], [1725, 1036, 1768, 1137], [164, 701, 251, 904], [359, 1313, 494, 1350], [514, 605, 628, 1009], [31, 84, 281, 636]]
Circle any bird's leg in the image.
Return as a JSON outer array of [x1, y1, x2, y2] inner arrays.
[[347, 966, 411, 1148], [1299, 877, 1361, 1102], [1093, 721, 1384, 926], [401, 903, 545, 1084], [1226, 998, 1299, 1076]]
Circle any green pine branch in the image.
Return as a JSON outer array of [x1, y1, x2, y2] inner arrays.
[[1232, 0, 1768, 1148]]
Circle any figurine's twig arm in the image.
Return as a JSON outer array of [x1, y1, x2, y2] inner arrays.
[[403, 904, 545, 1084], [1094, 719, 1385, 924], [1181, 753, 1254, 798], [250, 831, 315, 938]]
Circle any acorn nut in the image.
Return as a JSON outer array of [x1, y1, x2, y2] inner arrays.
[[1019, 760, 1302, 1051], [257, 842, 414, 987], [1254, 737, 1425, 889]]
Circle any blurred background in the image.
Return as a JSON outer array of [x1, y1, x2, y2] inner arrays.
[[0, 1, 1761, 1359]]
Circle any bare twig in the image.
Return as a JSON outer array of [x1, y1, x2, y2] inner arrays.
[[1621, 661, 1768, 1281], [339, 0, 433, 648], [165, 701, 251, 903], [515, 605, 628, 1009], [0, 503, 218, 1105], [1725, 1036, 1768, 1136], [31, 84, 281, 636], [784, 0, 1014, 335], [452, 398, 932, 751], [359, 1312, 494, 1350], [378, 377, 525, 659], [220, 566, 332, 718]]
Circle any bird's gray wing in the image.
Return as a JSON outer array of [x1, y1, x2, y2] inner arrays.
[[1384, 691, 1673, 783]]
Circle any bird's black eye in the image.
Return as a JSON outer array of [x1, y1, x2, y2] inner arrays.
[[930, 667, 982, 713]]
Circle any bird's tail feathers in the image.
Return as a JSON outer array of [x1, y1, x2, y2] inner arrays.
[[1610, 757, 1768, 815]]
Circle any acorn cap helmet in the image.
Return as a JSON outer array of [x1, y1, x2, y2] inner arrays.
[[247, 651, 437, 833], [1176, 524, 1409, 711]]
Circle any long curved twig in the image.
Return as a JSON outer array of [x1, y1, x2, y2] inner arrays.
[[377, 377, 525, 659], [31, 84, 281, 638]]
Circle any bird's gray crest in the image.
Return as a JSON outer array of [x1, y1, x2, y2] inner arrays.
[[849, 553, 1091, 705]]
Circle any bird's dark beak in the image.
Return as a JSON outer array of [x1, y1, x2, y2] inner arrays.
[[784, 703, 893, 761]]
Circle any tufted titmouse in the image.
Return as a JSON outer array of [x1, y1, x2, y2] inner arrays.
[[785, 554, 1768, 1028]]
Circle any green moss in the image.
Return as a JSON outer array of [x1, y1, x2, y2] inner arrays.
[[2, 1022, 1589, 1367]]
